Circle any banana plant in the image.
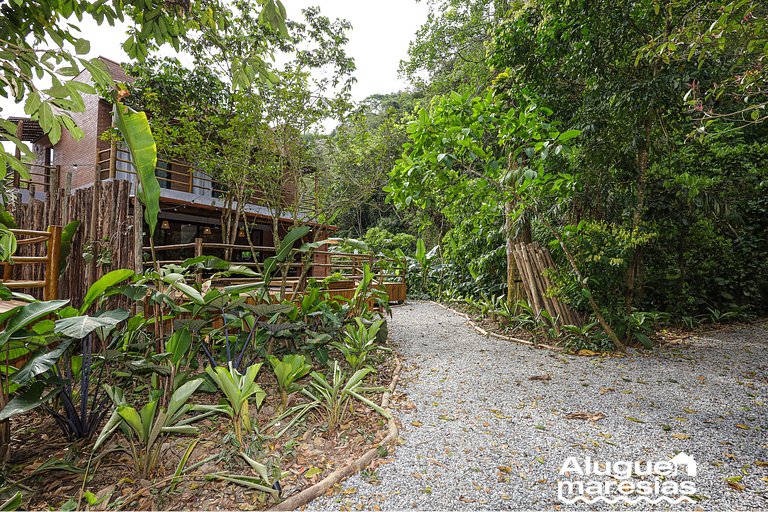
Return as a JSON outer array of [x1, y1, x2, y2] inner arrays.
[[94, 378, 207, 479], [113, 98, 160, 239], [200, 363, 266, 447], [268, 354, 311, 413]]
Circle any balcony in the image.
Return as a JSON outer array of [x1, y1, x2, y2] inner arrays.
[[96, 145, 318, 218]]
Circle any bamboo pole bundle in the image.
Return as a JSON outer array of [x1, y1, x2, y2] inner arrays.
[[512, 241, 581, 328]]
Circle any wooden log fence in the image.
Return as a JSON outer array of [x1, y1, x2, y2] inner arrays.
[[5, 177, 135, 305]]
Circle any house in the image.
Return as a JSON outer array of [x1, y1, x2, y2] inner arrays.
[[9, 57, 331, 281]]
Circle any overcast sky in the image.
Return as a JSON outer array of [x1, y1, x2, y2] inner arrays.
[[1, 0, 428, 125]]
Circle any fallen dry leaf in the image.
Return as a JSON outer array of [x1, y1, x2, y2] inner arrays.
[[529, 374, 552, 381], [410, 420, 423, 427], [671, 433, 691, 440], [565, 412, 606, 422]]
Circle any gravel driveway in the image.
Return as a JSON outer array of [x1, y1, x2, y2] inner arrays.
[[310, 301, 768, 510]]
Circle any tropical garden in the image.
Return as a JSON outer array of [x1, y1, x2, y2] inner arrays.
[[0, 0, 766, 509]]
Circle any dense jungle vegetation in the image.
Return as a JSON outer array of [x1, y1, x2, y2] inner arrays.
[[325, 0, 768, 349], [0, 0, 765, 508]]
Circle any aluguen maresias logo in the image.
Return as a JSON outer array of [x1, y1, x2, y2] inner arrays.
[[557, 452, 697, 505]]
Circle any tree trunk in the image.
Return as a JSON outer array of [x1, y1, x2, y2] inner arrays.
[[625, 117, 652, 315], [505, 201, 521, 305], [504, 158, 531, 306]]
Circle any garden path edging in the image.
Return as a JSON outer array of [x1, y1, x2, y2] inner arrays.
[[432, 301, 563, 352]]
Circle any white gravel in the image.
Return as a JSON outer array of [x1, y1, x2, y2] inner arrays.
[[309, 301, 768, 510]]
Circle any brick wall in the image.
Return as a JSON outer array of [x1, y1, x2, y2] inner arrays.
[[30, 69, 110, 190]]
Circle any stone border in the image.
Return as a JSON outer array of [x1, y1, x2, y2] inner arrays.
[[269, 357, 403, 511]]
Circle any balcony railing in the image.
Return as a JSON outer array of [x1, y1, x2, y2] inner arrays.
[[11, 163, 59, 197], [96, 145, 318, 216]]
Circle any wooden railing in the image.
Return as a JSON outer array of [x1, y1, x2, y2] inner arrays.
[[0, 227, 62, 300], [142, 239, 407, 300], [12, 164, 59, 196], [97, 146, 318, 215]]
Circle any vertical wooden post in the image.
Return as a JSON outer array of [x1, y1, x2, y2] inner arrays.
[[48, 165, 60, 227], [194, 237, 203, 283], [314, 173, 319, 216], [45, 225, 62, 301], [88, 166, 100, 289], [133, 197, 144, 274], [62, 169, 72, 226], [12, 121, 23, 190], [109, 141, 117, 179]]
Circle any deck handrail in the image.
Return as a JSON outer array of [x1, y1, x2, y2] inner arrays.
[[0, 226, 62, 300], [139, 240, 406, 286]]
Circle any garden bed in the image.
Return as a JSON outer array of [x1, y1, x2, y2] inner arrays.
[[5, 356, 397, 510]]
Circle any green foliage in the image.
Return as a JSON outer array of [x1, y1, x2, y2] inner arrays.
[[388, 0, 768, 344], [323, 91, 424, 236], [363, 227, 416, 256], [268, 354, 311, 413], [331, 319, 388, 373], [0, 0, 286, 176], [94, 379, 207, 479], [302, 361, 390, 434], [202, 363, 266, 447], [0, 492, 21, 511], [400, 0, 496, 95]]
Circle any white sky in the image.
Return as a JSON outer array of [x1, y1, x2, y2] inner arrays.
[[0, 1, 428, 127]]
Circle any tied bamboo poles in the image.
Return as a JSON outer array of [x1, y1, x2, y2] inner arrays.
[[512, 242, 580, 328]]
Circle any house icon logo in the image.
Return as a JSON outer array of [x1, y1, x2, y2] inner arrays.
[[670, 452, 697, 477]]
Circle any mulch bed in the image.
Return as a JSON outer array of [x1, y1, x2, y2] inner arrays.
[[3, 356, 397, 510]]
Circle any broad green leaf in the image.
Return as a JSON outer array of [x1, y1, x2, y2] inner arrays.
[[162, 274, 204, 304], [0, 381, 51, 420], [114, 101, 160, 236], [0, 300, 69, 348], [0, 491, 22, 511], [80, 269, 134, 313], [12, 339, 73, 385], [117, 405, 145, 438], [262, 225, 311, 280], [54, 315, 119, 339], [168, 378, 203, 421], [166, 328, 191, 366]]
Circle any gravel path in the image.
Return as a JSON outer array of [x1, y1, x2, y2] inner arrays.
[[310, 301, 768, 510]]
